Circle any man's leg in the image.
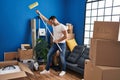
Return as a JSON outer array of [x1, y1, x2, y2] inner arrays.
[[45, 43, 58, 70], [59, 43, 66, 76], [40, 43, 58, 74]]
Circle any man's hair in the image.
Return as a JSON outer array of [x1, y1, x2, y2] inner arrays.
[[49, 16, 56, 20]]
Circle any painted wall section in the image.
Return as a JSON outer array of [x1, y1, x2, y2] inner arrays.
[[0, 0, 65, 61], [0, 0, 86, 61], [63, 0, 86, 45]]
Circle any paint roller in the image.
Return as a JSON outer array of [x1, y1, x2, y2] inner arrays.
[[28, 2, 62, 52], [28, 2, 39, 9]]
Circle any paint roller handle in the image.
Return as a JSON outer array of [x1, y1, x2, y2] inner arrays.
[[35, 10, 44, 21], [35, 10, 52, 26]]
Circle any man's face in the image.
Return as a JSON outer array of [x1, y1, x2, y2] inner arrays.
[[49, 19, 57, 25], [49, 19, 54, 24]]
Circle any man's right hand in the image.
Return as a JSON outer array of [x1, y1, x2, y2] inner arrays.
[[36, 10, 41, 15], [35, 10, 51, 25]]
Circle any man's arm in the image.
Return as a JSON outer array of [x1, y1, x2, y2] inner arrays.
[[36, 10, 52, 26], [54, 30, 68, 43]]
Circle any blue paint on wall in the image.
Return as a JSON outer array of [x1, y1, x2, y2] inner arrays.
[[64, 0, 86, 45], [0, 0, 86, 61]]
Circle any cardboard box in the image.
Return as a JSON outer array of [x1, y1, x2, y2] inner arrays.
[[53, 50, 60, 66], [4, 52, 18, 61], [90, 39, 120, 67], [66, 23, 73, 33], [39, 64, 46, 71], [94, 66, 120, 80], [67, 33, 75, 40], [84, 60, 120, 80], [0, 61, 33, 80], [84, 60, 95, 80], [21, 44, 31, 50], [93, 21, 120, 41], [118, 23, 120, 41], [18, 49, 33, 60]]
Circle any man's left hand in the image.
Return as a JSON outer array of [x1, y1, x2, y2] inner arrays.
[[53, 40, 59, 43]]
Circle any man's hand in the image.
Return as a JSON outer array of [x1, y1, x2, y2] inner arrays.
[[53, 40, 59, 44], [35, 10, 52, 25], [36, 10, 41, 15]]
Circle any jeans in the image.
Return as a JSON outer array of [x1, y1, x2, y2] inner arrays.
[[45, 43, 66, 71]]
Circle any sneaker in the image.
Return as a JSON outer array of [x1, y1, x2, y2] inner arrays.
[[40, 70, 50, 74], [59, 71, 66, 76]]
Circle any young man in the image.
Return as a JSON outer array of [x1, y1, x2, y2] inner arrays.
[[36, 10, 68, 76]]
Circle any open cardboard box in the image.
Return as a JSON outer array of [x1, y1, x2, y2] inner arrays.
[[0, 61, 34, 80]]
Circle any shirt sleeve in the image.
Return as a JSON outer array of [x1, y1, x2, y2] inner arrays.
[[61, 24, 68, 31]]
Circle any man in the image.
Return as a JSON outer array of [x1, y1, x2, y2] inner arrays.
[[36, 10, 68, 76]]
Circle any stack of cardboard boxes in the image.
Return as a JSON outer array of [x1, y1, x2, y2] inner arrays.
[[66, 23, 74, 40], [66, 23, 73, 33], [18, 49, 33, 61], [84, 21, 120, 80], [4, 44, 33, 61], [18, 44, 33, 61]]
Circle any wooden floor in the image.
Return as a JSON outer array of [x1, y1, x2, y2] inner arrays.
[[13, 69, 83, 80]]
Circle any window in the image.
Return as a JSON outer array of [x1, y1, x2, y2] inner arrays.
[[84, 0, 120, 47]]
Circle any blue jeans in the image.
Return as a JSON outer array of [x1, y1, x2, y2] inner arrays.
[[45, 43, 66, 71]]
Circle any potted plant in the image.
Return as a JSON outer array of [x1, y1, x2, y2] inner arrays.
[[34, 38, 49, 64]]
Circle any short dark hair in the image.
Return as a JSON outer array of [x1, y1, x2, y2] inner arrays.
[[49, 16, 56, 20]]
